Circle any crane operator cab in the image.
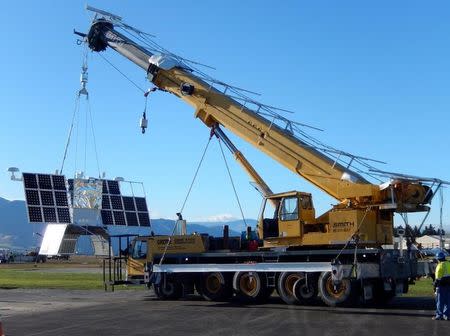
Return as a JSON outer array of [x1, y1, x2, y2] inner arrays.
[[257, 191, 317, 248]]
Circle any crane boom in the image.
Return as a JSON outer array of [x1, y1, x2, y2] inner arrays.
[[86, 18, 431, 218], [86, 20, 379, 203]]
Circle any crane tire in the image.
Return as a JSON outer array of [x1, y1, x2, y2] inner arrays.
[[318, 271, 355, 307], [153, 276, 183, 300], [197, 272, 233, 301], [293, 275, 318, 304], [233, 271, 269, 303], [276, 272, 303, 305]]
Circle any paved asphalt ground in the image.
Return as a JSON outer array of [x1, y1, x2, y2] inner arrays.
[[1, 289, 448, 336]]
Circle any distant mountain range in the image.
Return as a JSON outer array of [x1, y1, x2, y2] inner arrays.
[[0, 197, 256, 250]]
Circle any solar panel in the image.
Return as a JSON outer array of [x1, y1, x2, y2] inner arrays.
[[23, 173, 72, 224], [122, 196, 135, 211], [57, 208, 71, 223], [23, 173, 38, 189], [102, 180, 108, 194], [28, 206, 43, 222], [43, 207, 57, 222], [108, 180, 121, 195], [126, 211, 139, 226], [113, 211, 126, 225], [101, 210, 114, 225], [102, 195, 111, 209], [135, 197, 148, 212], [52, 175, 66, 190], [25, 189, 40, 206], [138, 212, 150, 227], [55, 191, 69, 207], [110, 195, 123, 210], [23, 173, 150, 228], [97, 179, 151, 228], [38, 174, 52, 190], [40, 190, 54, 206]]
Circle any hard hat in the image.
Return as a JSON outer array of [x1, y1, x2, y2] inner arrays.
[[436, 251, 446, 261]]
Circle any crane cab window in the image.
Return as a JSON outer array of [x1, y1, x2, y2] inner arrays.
[[280, 197, 299, 221], [132, 240, 148, 259], [300, 195, 313, 209], [260, 199, 279, 238]]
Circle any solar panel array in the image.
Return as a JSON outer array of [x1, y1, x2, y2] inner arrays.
[[23, 173, 72, 223], [99, 179, 150, 227], [24, 174, 150, 227]]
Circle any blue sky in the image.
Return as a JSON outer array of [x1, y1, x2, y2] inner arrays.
[[0, 1, 449, 229]]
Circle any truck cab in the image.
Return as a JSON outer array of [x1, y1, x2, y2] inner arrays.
[[258, 191, 316, 246], [126, 236, 149, 284]]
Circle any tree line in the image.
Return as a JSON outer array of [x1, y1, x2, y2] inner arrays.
[[394, 224, 446, 238]]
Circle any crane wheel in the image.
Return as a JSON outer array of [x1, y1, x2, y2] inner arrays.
[[196, 272, 233, 301], [233, 271, 269, 303], [276, 272, 303, 305], [153, 276, 183, 300], [318, 271, 356, 307], [293, 275, 318, 304]]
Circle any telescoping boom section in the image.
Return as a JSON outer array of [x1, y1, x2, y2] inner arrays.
[[86, 19, 432, 247]]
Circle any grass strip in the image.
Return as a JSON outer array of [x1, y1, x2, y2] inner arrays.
[[403, 277, 434, 297], [0, 269, 104, 290]]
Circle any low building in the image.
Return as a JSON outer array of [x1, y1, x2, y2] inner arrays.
[[416, 235, 450, 249], [392, 235, 450, 250]]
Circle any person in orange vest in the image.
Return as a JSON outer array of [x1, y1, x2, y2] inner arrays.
[[433, 251, 450, 320]]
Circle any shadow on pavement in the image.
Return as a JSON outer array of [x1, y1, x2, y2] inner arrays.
[[144, 294, 436, 318]]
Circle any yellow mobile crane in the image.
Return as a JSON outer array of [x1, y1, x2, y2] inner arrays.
[[80, 7, 441, 306]]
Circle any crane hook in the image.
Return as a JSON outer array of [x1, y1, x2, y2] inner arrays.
[[139, 87, 158, 134], [140, 111, 148, 134]]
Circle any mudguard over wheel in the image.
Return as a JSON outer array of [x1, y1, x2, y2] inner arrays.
[[233, 271, 270, 303], [197, 272, 233, 301], [318, 271, 356, 307]]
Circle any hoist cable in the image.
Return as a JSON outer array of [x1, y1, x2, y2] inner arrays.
[[60, 94, 81, 174], [159, 137, 212, 266], [74, 95, 80, 174], [97, 53, 146, 94], [84, 96, 89, 174], [86, 96, 102, 178], [217, 139, 247, 228], [178, 136, 212, 215]]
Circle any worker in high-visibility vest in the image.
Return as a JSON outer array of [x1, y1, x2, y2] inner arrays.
[[433, 251, 450, 320]]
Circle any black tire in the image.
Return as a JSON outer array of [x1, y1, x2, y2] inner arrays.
[[318, 271, 356, 307], [197, 272, 233, 301], [276, 272, 303, 305], [153, 277, 183, 300], [233, 272, 269, 303], [293, 275, 318, 304]]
